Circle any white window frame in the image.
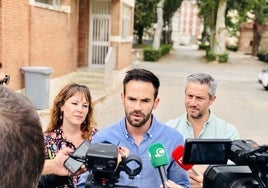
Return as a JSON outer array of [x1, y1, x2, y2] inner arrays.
[[29, 0, 70, 13], [35, 0, 60, 6], [121, 4, 131, 41]]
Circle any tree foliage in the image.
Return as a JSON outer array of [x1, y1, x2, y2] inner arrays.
[[197, 0, 218, 49], [227, 0, 268, 55], [134, 0, 159, 44], [163, 0, 183, 23], [163, 0, 183, 44], [134, 0, 182, 45], [198, 0, 268, 56]]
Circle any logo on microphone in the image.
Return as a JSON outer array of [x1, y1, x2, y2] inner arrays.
[[148, 143, 169, 167], [178, 156, 183, 164], [155, 148, 165, 158]]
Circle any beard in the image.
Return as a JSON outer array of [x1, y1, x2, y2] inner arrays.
[[187, 107, 203, 119], [125, 110, 152, 128], [189, 112, 203, 119]]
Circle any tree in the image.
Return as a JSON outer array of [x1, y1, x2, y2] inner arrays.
[[134, 0, 159, 44], [153, 0, 164, 49], [134, 0, 183, 47], [197, 0, 217, 50], [198, 0, 268, 60], [250, 0, 268, 55], [153, 0, 183, 49], [214, 0, 227, 54], [227, 0, 268, 55], [163, 0, 183, 44]]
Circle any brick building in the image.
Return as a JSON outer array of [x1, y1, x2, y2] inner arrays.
[[172, 0, 202, 47], [238, 22, 254, 54], [238, 22, 268, 54], [0, 0, 134, 91]]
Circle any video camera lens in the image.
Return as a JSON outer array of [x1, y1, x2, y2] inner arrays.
[[203, 165, 260, 188]]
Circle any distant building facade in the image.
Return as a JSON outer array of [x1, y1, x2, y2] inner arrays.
[[238, 22, 268, 54], [172, 0, 202, 47], [238, 23, 254, 54]]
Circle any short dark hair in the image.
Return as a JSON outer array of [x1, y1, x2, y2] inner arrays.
[[123, 68, 160, 99], [0, 86, 45, 188]]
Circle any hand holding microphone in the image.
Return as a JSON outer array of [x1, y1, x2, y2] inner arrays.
[[160, 180, 184, 188], [148, 143, 169, 188]]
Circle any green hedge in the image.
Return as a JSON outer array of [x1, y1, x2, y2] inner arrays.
[[205, 50, 217, 62], [143, 48, 160, 61], [205, 49, 228, 63], [198, 44, 210, 50], [160, 44, 172, 56], [143, 44, 172, 62], [257, 51, 268, 62], [218, 53, 228, 63], [226, 45, 238, 52]]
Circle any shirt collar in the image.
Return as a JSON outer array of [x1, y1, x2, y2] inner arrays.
[[206, 110, 213, 126], [147, 115, 155, 138], [120, 118, 131, 139]]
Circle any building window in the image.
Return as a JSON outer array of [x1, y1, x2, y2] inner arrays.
[[29, 0, 70, 13], [122, 4, 131, 40], [35, 0, 60, 6]]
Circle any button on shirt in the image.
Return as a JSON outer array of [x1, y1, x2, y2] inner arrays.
[[166, 112, 239, 140], [77, 115, 190, 188]]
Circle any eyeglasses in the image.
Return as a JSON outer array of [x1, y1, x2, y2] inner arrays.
[[0, 75, 10, 85]]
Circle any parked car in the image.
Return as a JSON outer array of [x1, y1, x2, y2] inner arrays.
[[258, 68, 268, 89]]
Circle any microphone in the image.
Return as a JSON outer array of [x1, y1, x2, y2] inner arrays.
[[172, 145, 193, 170], [148, 143, 169, 188], [172, 145, 203, 176]]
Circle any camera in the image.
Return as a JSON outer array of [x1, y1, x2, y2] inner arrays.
[[183, 138, 268, 188], [65, 142, 142, 188]]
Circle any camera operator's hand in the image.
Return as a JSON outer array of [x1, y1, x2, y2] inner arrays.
[[160, 180, 183, 188], [118, 146, 130, 157], [116, 146, 130, 168], [188, 165, 207, 188]]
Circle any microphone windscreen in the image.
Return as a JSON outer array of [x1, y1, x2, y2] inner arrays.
[[172, 145, 194, 170], [148, 142, 169, 168]]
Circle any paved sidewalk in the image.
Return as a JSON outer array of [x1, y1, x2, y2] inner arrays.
[[93, 45, 268, 145], [39, 45, 268, 145]]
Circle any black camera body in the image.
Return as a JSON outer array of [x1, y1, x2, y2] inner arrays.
[[228, 140, 268, 166], [183, 139, 268, 188], [65, 142, 142, 188], [85, 142, 118, 172]]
